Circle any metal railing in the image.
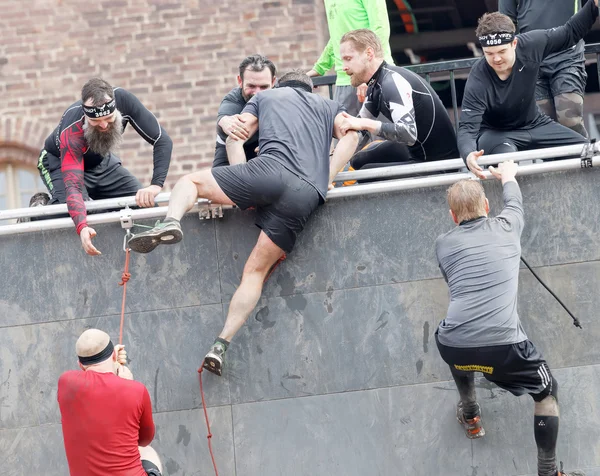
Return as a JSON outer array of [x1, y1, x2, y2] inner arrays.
[[312, 43, 600, 133], [1, 144, 598, 236]]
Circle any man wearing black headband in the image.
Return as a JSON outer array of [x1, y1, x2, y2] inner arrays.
[[458, 0, 598, 179], [58, 329, 163, 475], [38, 77, 173, 255], [213, 54, 277, 167], [128, 70, 358, 376], [334, 29, 459, 172], [500, 0, 588, 138]]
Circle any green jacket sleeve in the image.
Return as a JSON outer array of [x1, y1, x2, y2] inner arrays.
[[313, 38, 335, 75], [363, 0, 394, 64]]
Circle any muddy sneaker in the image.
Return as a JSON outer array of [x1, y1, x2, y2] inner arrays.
[[559, 461, 586, 476], [17, 193, 51, 223], [128, 220, 183, 254], [456, 401, 485, 439], [202, 342, 227, 377]]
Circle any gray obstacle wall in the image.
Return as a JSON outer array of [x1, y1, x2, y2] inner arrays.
[[1, 167, 600, 476]]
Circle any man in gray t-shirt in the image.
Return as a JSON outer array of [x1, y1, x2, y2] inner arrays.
[[129, 70, 359, 377], [435, 161, 583, 476]]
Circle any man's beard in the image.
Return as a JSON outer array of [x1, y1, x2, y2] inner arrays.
[[83, 110, 124, 157]]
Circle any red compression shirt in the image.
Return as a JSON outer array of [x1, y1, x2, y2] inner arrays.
[[57, 370, 155, 476]]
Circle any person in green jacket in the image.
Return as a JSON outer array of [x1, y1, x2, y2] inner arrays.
[[307, 0, 394, 115]]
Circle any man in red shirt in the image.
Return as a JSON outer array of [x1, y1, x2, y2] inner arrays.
[[57, 329, 163, 476]]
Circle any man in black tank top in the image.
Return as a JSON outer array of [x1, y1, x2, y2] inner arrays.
[[333, 29, 459, 174]]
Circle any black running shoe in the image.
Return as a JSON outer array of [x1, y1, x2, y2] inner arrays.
[[202, 342, 227, 376], [128, 220, 183, 254]]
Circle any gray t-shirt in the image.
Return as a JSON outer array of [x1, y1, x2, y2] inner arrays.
[[242, 86, 344, 200], [436, 181, 528, 348]]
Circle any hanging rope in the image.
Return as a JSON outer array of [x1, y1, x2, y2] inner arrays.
[[520, 256, 582, 329], [198, 366, 219, 475], [117, 247, 132, 345], [264, 253, 287, 283]]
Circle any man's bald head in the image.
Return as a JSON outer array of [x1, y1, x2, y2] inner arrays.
[[76, 329, 111, 361]]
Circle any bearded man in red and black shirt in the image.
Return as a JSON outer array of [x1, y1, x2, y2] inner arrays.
[[38, 78, 173, 255]]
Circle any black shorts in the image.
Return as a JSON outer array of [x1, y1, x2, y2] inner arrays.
[[536, 60, 587, 101], [37, 149, 142, 205], [436, 334, 553, 399], [142, 459, 162, 476], [211, 156, 321, 253]]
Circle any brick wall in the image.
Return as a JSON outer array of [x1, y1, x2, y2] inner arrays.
[[0, 0, 328, 189]]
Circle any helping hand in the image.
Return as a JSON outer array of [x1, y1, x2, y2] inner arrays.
[[80, 227, 101, 256], [135, 185, 162, 208], [220, 115, 249, 140], [488, 159, 518, 181], [466, 150, 486, 180], [339, 112, 363, 135]]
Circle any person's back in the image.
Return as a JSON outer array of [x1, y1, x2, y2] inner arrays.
[[436, 180, 527, 347], [378, 64, 459, 160], [58, 370, 154, 476], [246, 86, 342, 199]]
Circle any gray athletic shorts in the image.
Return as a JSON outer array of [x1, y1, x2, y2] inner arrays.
[[211, 156, 321, 253]]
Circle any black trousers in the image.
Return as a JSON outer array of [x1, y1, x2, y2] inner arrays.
[[477, 120, 586, 155], [38, 149, 142, 205]]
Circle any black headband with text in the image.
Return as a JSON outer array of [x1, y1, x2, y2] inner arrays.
[[478, 32, 515, 47], [82, 98, 117, 119]]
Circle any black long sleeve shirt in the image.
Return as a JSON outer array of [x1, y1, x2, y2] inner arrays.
[[457, 0, 597, 160]]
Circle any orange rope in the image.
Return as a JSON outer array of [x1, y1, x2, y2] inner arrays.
[[117, 248, 131, 346], [198, 367, 219, 475], [264, 253, 287, 283]]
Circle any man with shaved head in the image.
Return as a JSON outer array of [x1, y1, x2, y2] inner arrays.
[[57, 329, 163, 476], [434, 163, 583, 476]]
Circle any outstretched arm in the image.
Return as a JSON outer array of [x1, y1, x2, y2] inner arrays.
[[540, 0, 598, 58], [338, 72, 418, 145], [225, 112, 259, 165], [118, 89, 173, 207], [329, 113, 359, 188], [59, 123, 101, 256]]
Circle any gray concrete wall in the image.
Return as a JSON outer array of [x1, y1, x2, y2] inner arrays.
[[1, 167, 599, 476]]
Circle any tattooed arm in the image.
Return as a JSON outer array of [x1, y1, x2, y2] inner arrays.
[[60, 121, 101, 256]]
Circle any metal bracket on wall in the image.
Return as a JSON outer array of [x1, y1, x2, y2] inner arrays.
[[581, 139, 597, 168], [119, 206, 133, 229], [199, 202, 224, 220]]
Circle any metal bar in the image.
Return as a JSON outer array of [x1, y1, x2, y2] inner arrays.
[[0, 144, 590, 221], [328, 156, 600, 199], [2, 158, 597, 237], [0, 192, 180, 221], [309, 43, 600, 89], [333, 143, 588, 182], [0, 202, 234, 237], [597, 53, 600, 95], [450, 69, 459, 134]]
